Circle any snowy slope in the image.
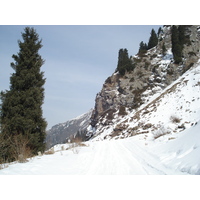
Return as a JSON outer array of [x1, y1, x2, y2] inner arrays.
[[92, 60, 200, 141]]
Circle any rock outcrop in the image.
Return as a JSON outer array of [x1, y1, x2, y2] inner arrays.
[[91, 25, 200, 137]]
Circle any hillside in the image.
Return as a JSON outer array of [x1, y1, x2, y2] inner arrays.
[[90, 25, 200, 140], [91, 59, 200, 141], [46, 109, 93, 149]]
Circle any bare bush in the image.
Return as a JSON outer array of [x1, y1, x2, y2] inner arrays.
[[118, 105, 127, 116], [67, 137, 87, 154], [0, 133, 33, 164], [11, 134, 32, 163], [0, 163, 9, 170], [170, 115, 181, 124], [153, 126, 170, 140], [44, 147, 55, 155]]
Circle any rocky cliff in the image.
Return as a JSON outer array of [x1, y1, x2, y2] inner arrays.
[[90, 25, 200, 138]]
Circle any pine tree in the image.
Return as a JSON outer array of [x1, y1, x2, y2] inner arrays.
[[116, 48, 134, 76], [138, 41, 147, 55], [147, 29, 158, 50], [0, 27, 47, 161], [178, 25, 186, 48], [171, 25, 183, 64], [162, 43, 167, 56], [157, 27, 163, 37]]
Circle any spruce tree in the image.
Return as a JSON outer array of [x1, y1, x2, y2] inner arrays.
[[171, 25, 183, 64], [147, 29, 158, 50], [162, 43, 167, 56], [138, 41, 147, 55], [157, 27, 163, 37], [178, 25, 186, 48], [0, 27, 47, 161], [116, 48, 133, 76]]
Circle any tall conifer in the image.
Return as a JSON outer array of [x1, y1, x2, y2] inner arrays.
[[0, 27, 47, 161], [147, 29, 158, 49], [171, 25, 183, 64], [116, 48, 133, 76]]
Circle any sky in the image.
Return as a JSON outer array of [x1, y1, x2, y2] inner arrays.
[[0, 25, 161, 129]]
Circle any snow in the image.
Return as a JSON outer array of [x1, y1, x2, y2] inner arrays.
[[152, 122, 200, 175], [1, 119, 200, 175], [163, 48, 173, 61]]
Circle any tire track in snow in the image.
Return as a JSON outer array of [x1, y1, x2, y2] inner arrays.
[[86, 140, 148, 175], [118, 139, 185, 175]]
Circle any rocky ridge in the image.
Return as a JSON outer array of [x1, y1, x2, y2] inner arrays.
[[46, 109, 93, 148], [90, 25, 200, 139]]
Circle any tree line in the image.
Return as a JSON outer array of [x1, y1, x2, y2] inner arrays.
[[115, 25, 188, 76], [138, 28, 160, 55], [116, 28, 160, 76]]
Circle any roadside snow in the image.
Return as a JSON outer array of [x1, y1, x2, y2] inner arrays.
[[1, 121, 199, 175]]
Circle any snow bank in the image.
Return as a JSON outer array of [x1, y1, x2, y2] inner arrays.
[[153, 121, 200, 175]]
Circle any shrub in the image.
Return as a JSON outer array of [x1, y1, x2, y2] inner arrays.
[[118, 106, 127, 116], [188, 52, 196, 56], [67, 137, 87, 154], [11, 134, 32, 163], [44, 147, 55, 155], [153, 126, 170, 140], [0, 134, 33, 163], [105, 76, 112, 84], [170, 115, 181, 123], [145, 61, 151, 69]]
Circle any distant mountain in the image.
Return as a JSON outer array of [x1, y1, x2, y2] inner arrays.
[[46, 109, 93, 149]]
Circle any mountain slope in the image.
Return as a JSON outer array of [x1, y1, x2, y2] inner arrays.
[[92, 61, 200, 140], [90, 25, 200, 140], [46, 109, 93, 149]]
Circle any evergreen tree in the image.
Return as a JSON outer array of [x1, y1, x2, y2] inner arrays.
[[157, 27, 163, 37], [116, 48, 134, 76], [178, 25, 186, 48], [171, 25, 183, 64], [147, 29, 158, 49], [0, 27, 47, 161], [162, 43, 167, 56], [138, 41, 147, 55]]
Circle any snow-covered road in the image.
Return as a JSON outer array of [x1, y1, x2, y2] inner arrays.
[[1, 123, 199, 175], [85, 139, 178, 175]]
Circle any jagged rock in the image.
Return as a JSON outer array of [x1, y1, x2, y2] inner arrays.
[[91, 25, 200, 138]]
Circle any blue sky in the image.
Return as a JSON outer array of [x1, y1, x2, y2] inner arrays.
[[0, 25, 161, 129]]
